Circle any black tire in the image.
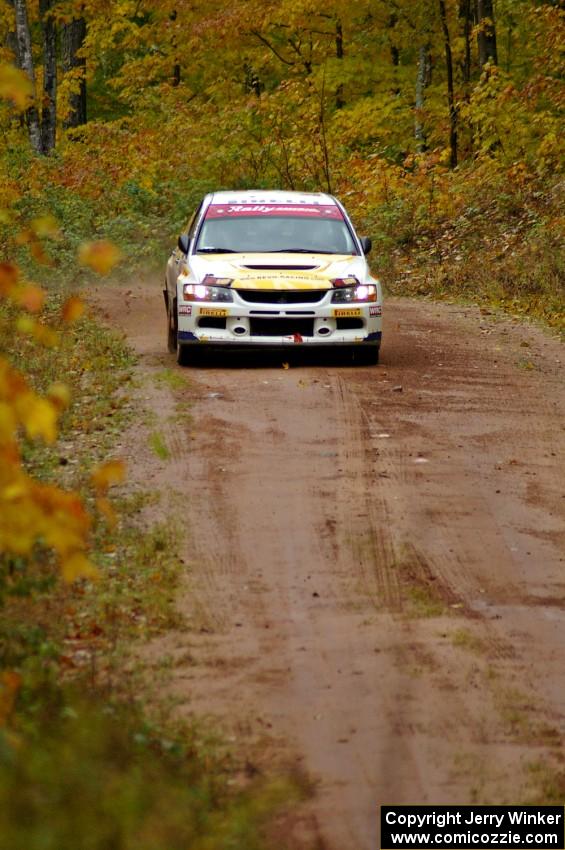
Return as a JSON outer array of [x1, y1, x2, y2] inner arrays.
[[167, 297, 177, 354], [176, 341, 191, 366], [352, 345, 380, 366]]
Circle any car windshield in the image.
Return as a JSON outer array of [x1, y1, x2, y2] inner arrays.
[[195, 209, 358, 255]]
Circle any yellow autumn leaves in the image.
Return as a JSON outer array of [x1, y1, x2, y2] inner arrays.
[[0, 64, 32, 110], [0, 339, 96, 582], [0, 90, 124, 584], [0, 254, 122, 582]]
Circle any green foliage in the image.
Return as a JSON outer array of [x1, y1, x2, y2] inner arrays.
[[0, 682, 291, 850]]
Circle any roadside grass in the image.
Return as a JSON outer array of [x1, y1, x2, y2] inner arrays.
[[491, 684, 564, 754], [148, 430, 171, 460], [0, 682, 297, 850], [450, 628, 489, 655], [153, 367, 188, 391], [371, 174, 564, 337], [525, 761, 565, 806], [517, 357, 537, 372], [404, 585, 445, 619], [393, 546, 450, 619], [449, 645, 565, 804], [0, 286, 298, 847]]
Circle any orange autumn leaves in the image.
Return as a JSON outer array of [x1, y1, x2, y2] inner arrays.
[[79, 241, 123, 276], [0, 235, 123, 583]]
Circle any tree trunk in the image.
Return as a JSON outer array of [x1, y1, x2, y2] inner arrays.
[[244, 61, 262, 96], [335, 18, 344, 109], [13, 0, 41, 153], [414, 43, 432, 152], [388, 14, 400, 67], [40, 0, 57, 153], [476, 0, 498, 66], [62, 16, 87, 128], [505, 17, 514, 73], [387, 13, 400, 95], [170, 9, 181, 87], [459, 0, 472, 83], [438, 0, 458, 168]]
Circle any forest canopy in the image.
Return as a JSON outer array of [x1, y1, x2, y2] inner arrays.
[[0, 0, 563, 312]]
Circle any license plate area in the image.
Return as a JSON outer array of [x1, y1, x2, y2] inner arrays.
[[199, 307, 229, 317], [333, 308, 361, 318]]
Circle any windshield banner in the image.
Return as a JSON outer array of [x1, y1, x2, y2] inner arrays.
[[205, 204, 343, 220]]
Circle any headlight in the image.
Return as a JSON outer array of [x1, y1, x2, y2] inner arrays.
[[331, 283, 378, 303], [182, 283, 233, 302]]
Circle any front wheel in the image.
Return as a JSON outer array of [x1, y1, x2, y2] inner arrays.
[[176, 341, 191, 367], [167, 297, 177, 353], [351, 345, 380, 366]]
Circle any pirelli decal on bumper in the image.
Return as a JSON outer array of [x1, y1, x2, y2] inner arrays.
[[199, 307, 229, 317], [333, 308, 362, 318]]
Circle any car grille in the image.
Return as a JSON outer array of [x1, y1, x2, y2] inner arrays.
[[198, 317, 227, 329], [336, 318, 363, 330], [249, 318, 315, 337], [237, 289, 327, 304]]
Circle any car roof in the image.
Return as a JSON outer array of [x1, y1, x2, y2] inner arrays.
[[208, 190, 338, 207]]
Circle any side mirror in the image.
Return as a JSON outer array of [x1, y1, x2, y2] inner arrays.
[[359, 236, 372, 256], [178, 234, 190, 254]]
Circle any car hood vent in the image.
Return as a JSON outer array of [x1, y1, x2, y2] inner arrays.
[[243, 264, 318, 271]]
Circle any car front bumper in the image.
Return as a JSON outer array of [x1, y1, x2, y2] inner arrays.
[[177, 299, 382, 348]]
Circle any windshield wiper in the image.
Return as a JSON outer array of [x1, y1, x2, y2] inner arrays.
[[268, 248, 338, 254], [196, 247, 238, 254]]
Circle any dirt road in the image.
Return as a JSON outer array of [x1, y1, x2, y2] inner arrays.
[[94, 281, 564, 850]]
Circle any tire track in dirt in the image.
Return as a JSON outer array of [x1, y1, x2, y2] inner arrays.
[[331, 374, 401, 611], [91, 280, 565, 850]]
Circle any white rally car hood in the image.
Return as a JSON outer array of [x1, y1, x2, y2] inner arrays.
[[188, 253, 370, 290]]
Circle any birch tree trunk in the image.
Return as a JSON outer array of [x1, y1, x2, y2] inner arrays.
[[13, 0, 41, 153]]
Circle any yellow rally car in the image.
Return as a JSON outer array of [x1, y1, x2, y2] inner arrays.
[[164, 190, 382, 365]]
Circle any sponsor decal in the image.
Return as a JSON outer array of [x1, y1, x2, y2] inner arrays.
[[199, 307, 229, 317], [234, 272, 332, 291], [205, 204, 343, 220], [237, 272, 323, 283], [178, 305, 192, 315], [369, 305, 382, 317], [333, 308, 362, 318]]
